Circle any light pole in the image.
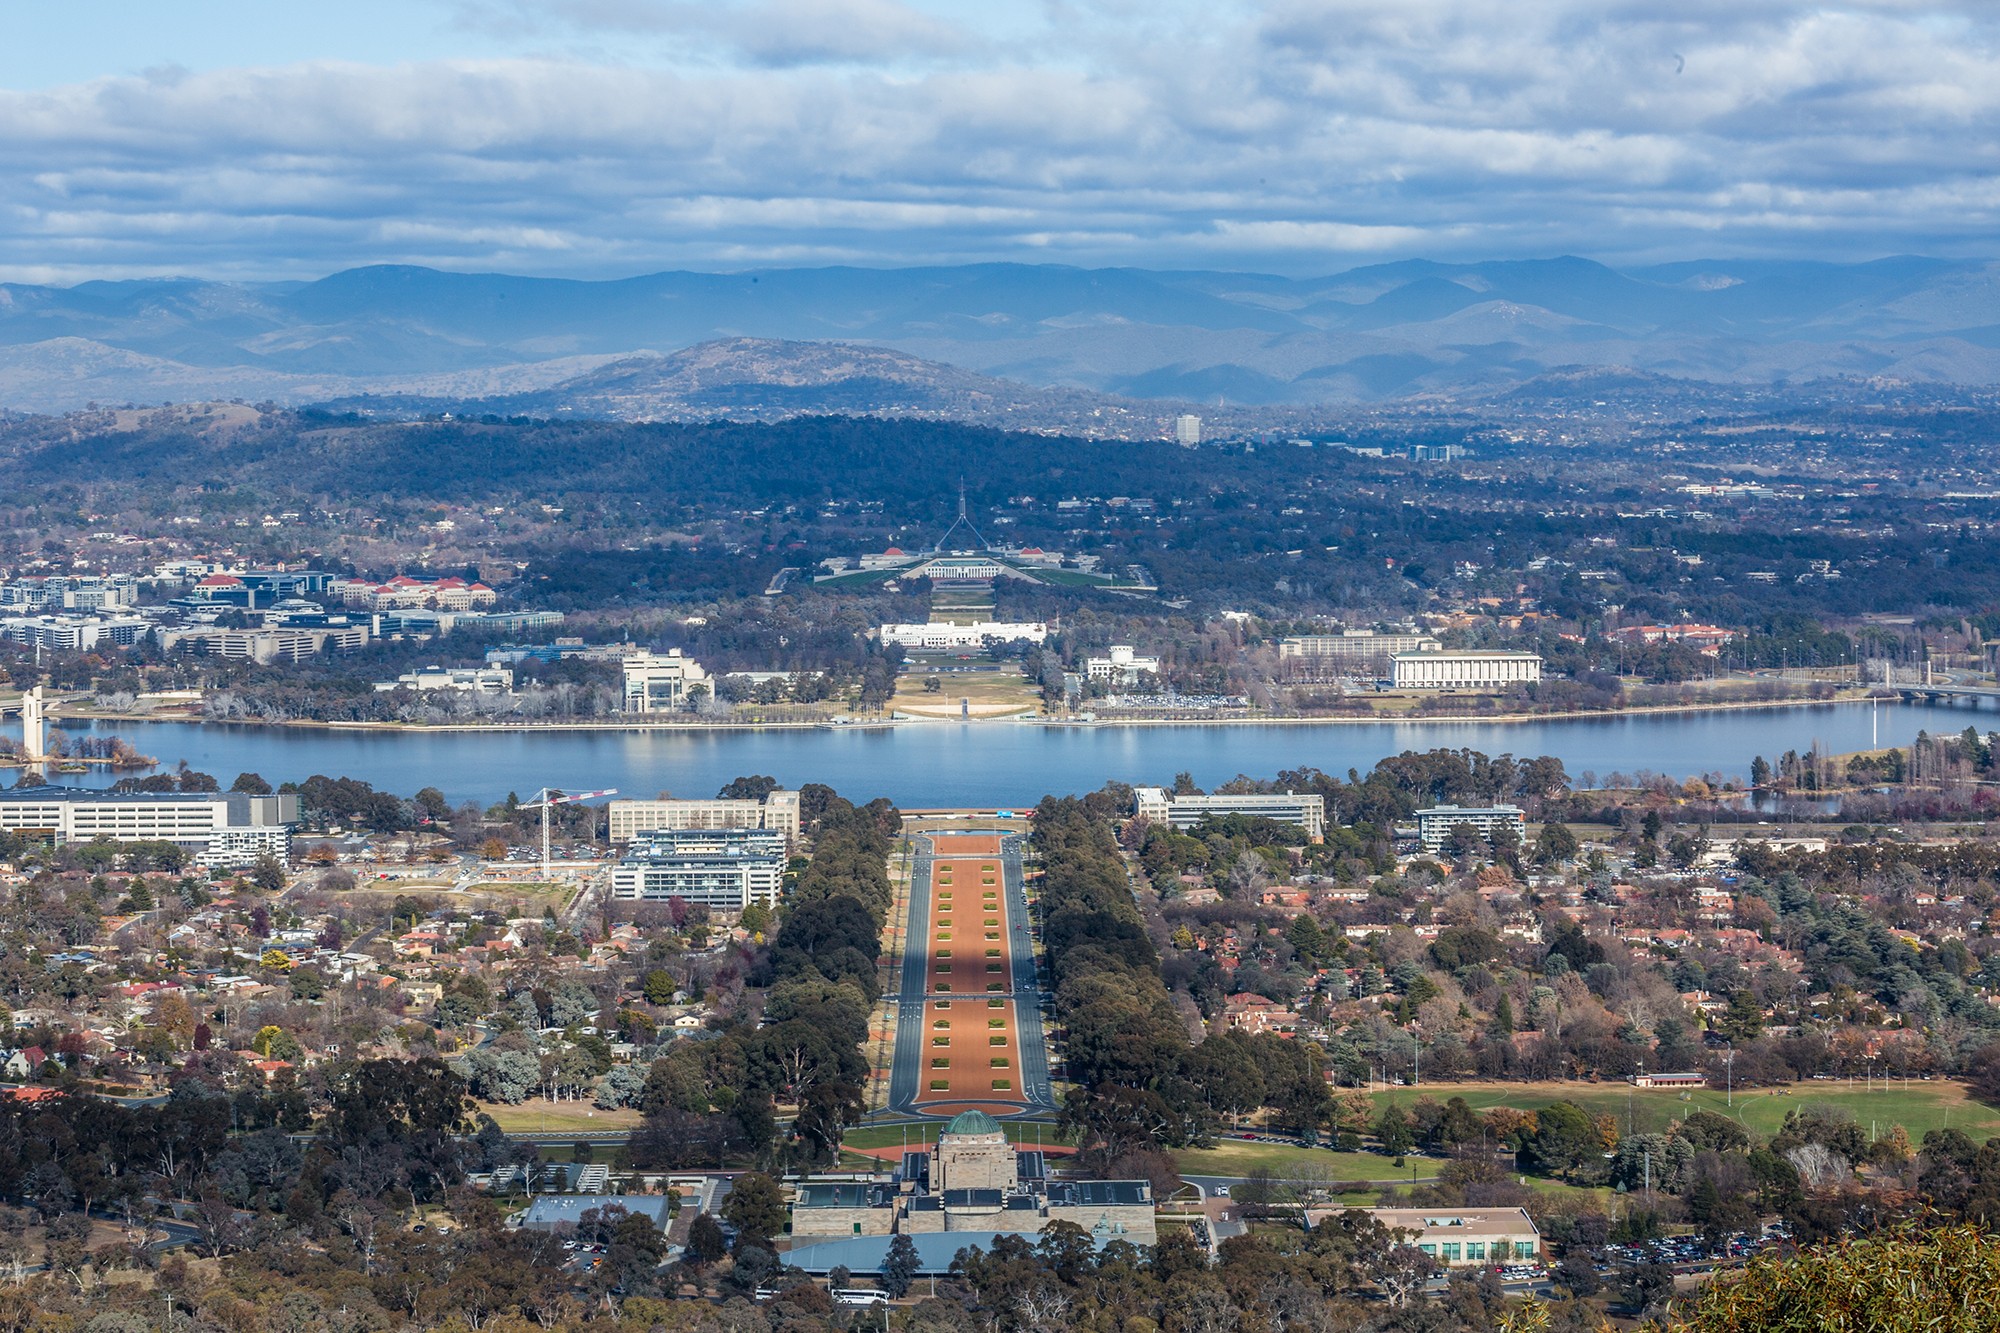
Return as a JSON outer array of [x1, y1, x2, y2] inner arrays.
[[1726, 1041, 1734, 1108]]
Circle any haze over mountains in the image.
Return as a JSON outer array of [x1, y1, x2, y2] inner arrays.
[[1, 255, 1997, 420]]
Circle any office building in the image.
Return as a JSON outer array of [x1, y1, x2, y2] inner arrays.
[[607, 790, 801, 842], [1415, 805, 1526, 855], [0, 789, 298, 856], [373, 666, 515, 694], [621, 649, 711, 713], [1305, 1208, 1539, 1266], [1133, 787, 1325, 840], [0, 614, 150, 652], [1390, 651, 1543, 690], [328, 574, 497, 612], [0, 575, 140, 612], [1280, 631, 1442, 671], [609, 827, 786, 911], [157, 624, 371, 662], [1174, 415, 1202, 447]]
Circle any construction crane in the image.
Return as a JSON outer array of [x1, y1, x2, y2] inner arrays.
[[519, 787, 618, 881]]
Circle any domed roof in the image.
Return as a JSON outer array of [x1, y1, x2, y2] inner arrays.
[[942, 1109, 1004, 1137]]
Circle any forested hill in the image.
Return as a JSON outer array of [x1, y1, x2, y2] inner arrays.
[[0, 409, 1436, 512]]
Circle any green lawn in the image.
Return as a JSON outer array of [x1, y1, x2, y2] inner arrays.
[[1367, 1079, 2000, 1143], [1173, 1140, 1428, 1181], [1020, 567, 1114, 588], [478, 1101, 641, 1135]]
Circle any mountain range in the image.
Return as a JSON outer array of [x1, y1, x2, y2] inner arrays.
[[1, 255, 1997, 418]]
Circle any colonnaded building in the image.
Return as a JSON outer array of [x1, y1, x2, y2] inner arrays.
[[1390, 650, 1544, 691], [784, 1110, 1156, 1274]]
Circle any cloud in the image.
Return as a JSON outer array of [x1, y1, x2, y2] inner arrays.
[[0, 1, 1995, 280], [452, 0, 974, 66]]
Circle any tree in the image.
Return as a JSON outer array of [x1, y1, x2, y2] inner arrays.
[[1663, 1223, 2000, 1333], [1621, 1262, 1676, 1319], [686, 1212, 726, 1266], [1532, 1101, 1601, 1182], [722, 1171, 786, 1246], [1554, 1248, 1600, 1298], [1534, 821, 1579, 867], [249, 854, 286, 893], [1285, 913, 1325, 961], [1720, 989, 1765, 1042], [880, 1232, 919, 1298], [413, 786, 451, 822], [1375, 1105, 1416, 1163]]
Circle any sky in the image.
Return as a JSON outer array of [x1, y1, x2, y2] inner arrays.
[[0, 0, 1996, 283]]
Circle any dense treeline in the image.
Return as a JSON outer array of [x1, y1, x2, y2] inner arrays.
[[15, 409, 2000, 622], [1034, 795, 1336, 1184], [627, 785, 900, 1180]]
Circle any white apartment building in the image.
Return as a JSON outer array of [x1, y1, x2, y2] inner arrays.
[[1390, 651, 1543, 690], [609, 828, 787, 911], [878, 621, 1049, 650], [373, 666, 515, 694], [1085, 645, 1161, 684], [622, 649, 711, 712], [0, 789, 299, 855], [1416, 805, 1527, 855], [1133, 787, 1326, 840], [1174, 414, 1202, 447], [197, 824, 295, 870], [608, 790, 802, 842]]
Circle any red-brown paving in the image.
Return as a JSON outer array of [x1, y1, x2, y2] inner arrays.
[[910, 832, 1022, 1115]]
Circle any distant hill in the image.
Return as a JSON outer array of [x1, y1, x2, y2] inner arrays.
[[0, 256, 1997, 416]]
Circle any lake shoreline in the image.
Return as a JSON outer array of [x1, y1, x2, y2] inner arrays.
[[65, 691, 1883, 736]]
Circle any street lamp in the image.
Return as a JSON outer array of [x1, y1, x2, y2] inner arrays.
[[1725, 1041, 1734, 1108]]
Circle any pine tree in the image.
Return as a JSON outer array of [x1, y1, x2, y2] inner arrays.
[[1490, 992, 1515, 1037]]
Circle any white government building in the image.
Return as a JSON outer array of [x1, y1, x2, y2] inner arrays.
[[0, 788, 298, 868], [606, 790, 802, 843], [373, 666, 515, 694], [1085, 644, 1161, 683], [1134, 787, 1326, 840], [1280, 631, 1442, 663], [622, 649, 711, 712], [878, 621, 1049, 649], [1391, 650, 1543, 690]]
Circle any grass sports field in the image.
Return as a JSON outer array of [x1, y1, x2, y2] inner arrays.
[[909, 833, 1028, 1116], [475, 1101, 641, 1135], [1367, 1077, 2000, 1142]]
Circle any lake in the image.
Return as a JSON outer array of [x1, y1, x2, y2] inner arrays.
[[39, 699, 1976, 807]]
